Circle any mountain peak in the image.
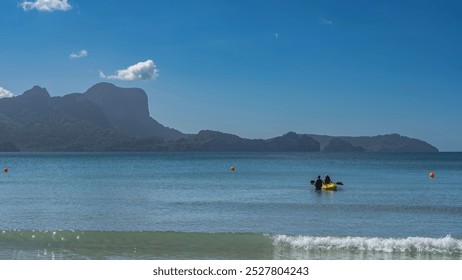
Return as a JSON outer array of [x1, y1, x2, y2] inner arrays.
[[83, 82, 149, 119], [21, 86, 51, 99], [82, 83, 184, 140], [86, 82, 118, 91]]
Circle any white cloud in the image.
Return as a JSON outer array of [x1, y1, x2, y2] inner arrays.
[[274, 33, 279, 39], [20, 0, 72, 12], [0, 87, 14, 98], [320, 17, 333, 25], [100, 60, 159, 81], [70, 49, 88, 59]]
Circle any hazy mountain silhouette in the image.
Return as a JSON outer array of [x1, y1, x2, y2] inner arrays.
[[0, 83, 439, 152], [308, 134, 438, 152], [168, 130, 320, 152], [83, 82, 183, 140]]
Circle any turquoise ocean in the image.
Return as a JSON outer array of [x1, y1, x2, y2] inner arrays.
[[0, 152, 461, 260]]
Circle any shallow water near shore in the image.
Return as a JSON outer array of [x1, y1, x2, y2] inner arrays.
[[0, 152, 461, 259]]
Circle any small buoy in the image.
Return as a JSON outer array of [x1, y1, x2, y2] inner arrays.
[[3, 168, 8, 173], [230, 166, 235, 172], [429, 172, 435, 178]]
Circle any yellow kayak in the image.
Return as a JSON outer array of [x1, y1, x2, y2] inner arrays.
[[322, 182, 337, 191]]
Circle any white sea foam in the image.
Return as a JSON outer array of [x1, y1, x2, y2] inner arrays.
[[273, 235, 462, 253]]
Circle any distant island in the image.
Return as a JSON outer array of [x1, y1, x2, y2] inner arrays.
[[0, 83, 438, 152]]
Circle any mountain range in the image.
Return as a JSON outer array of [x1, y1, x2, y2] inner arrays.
[[0, 83, 438, 152]]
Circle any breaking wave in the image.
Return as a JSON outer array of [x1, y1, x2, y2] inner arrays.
[[272, 235, 462, 259]]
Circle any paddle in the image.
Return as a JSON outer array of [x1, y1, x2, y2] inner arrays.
[[310, 180, 344, 185]]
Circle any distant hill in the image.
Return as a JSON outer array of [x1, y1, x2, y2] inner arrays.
[[171, 131, 320, 152], [0, 83, 439, 152], [308, 134, 438, 152]]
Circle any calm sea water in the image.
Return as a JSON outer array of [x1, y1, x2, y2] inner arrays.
[[0, 152, 461, 259]]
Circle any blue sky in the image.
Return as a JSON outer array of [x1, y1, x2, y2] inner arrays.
[[0, 0, 461, 151]]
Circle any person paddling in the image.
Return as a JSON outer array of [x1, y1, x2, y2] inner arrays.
[[314, 176, 323, 191], [324, 174, 332, 184]]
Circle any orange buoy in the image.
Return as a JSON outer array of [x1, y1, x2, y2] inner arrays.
[[230, 166, 235, 172], [3, 167, 8, 173], [429, 172, 435, 178]]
